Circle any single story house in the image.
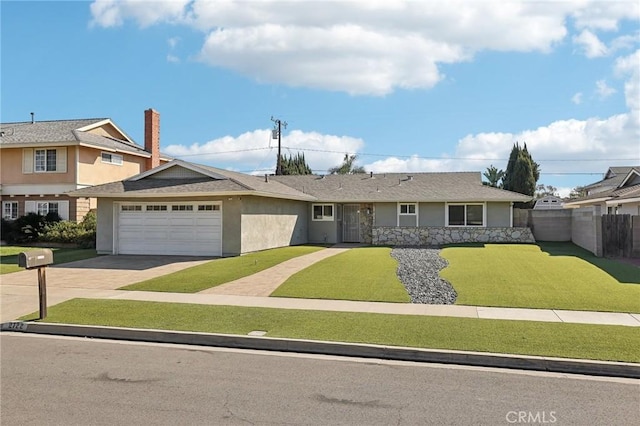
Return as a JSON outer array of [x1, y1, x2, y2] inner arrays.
[[533, 195, 564, 210], [70, 160, 534, 256]]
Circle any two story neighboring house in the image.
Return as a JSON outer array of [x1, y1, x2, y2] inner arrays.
[[0, 109, 166, 222]]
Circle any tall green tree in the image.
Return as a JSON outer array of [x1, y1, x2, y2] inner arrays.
[[280, 153, 312, 175], [328, 154, 366, 174], [502, 142, 538, 202], [483, 165, 505, 187], [569, 185, 587, 199]]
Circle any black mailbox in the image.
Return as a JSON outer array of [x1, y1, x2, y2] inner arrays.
[[18, 249, 54, 270]]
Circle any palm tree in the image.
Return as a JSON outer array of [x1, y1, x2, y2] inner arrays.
[[328, 154, 366, 174], [483, 165, 505, 188]]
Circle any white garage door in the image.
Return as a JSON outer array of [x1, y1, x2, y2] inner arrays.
[[117, 203, 222, 256]]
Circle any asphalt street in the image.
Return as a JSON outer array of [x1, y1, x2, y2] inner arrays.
[[1, 333, 638, 425]]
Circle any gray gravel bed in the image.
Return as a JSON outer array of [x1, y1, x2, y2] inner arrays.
[[391, 247, 457, 304]]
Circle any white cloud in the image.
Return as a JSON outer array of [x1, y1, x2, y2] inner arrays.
[[571, 92, 583, 104], [164, 129, 364, 173], [168, 36, 180, 49], [614, 49, 640, 111], [166, 54, 179, 63], [572, 29, 608, 57], [595, 79, 617, 98], [571, 2, 640, 31], [90, 0, 190, 28]]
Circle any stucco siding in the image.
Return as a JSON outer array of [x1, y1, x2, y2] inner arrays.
[[0, 147, 75, 185], [77, 146, 145, 185], [487, 202, 511, 227], [374, 203, 396, 226], [418, 203, 444, 226], [308, 203, 338, 244], [96, 198, 115, 254], [240, 196, 308, 253]]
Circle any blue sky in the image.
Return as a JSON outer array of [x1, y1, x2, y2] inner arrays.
[[2, 1, 639, 196]]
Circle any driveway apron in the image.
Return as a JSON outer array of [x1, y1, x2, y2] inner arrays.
[[0, 255, 213, 322]]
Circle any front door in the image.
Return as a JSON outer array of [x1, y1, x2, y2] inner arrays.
[[342, 204, 360, 243]]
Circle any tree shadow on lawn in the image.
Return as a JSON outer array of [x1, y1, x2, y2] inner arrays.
[[537, 242, 640, 285]]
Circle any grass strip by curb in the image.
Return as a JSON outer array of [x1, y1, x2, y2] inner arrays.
[[22, 298, 640, 363], [271, 247, 410, 302], [121, 245, 326, 293], [0, 247, 98, 275]]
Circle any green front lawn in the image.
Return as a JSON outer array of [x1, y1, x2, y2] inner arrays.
[[22, 298, 640, 363], [121, 245, 326, 293], [441, 243, 640, 313], [0, 246, 98, 274], [271, 247, 410, 302]]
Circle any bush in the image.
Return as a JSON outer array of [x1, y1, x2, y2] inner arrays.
[[40, 211, 97, 248], [1, 213, 48, 244]]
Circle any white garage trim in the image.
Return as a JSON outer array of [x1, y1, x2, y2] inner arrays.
[[114, 201, 222, 256]]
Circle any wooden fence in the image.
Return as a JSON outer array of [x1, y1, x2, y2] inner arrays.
[[601, 214, 633, 257]]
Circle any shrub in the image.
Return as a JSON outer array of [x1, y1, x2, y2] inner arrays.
[[2, 213, 48, 244], [39, 211, 97, 248]]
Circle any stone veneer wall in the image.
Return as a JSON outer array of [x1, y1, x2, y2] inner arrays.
[[359, 203, 373, 244], [372, 226, 535, 246]]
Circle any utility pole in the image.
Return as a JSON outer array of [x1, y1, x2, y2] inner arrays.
[[271, 116, 287, 175]]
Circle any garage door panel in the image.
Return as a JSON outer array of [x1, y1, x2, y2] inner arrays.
[[117, 204, 221, 256]]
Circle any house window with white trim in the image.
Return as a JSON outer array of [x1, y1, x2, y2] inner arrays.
[[101, 152, 123, 165], [35, 149, 57, 172], [312, 204, 334, 221], [399, 203, 416, 215], [2, 202, 18, 220], [37, 202, 59, 216], [447, 204, 484, 226]]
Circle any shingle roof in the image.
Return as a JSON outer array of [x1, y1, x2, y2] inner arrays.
[[0, 118, 151, 156], [270, 172, 532, 202], [69, 161, 532, 202], [583, 166, 640, 191]]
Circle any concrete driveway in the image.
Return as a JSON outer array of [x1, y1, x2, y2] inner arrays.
[[0, 255, 213, 323]]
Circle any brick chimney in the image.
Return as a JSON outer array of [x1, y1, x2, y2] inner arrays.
[[144, 108, 160, 170]]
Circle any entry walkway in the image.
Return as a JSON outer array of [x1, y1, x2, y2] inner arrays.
[[198, 245, 352, 296]]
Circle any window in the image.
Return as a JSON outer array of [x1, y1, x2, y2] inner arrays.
[[399, 203, 416, 215], [101, 152, 123, 165], [146, 205, 167, 211], [35, 149, 57, 172], [172, 205, 193, 211], [447, 204, 484, 227], [121, 205, 142, 211], [198, 205, 220, 211], [2, 202, 18, 220], [312, 204, 334, 221], [37, 202, 58, 216]]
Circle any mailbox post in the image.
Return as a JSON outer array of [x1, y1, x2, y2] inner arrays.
[[18, 249, 54, 319]]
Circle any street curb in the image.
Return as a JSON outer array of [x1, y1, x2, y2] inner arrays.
[[2, 321, 639, 379]]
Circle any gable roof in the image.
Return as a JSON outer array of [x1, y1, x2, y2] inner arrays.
[[564, 166, 640, 207], [71, 161, 531, 203], [270, 172, 532, 202], [0, 118, 156, 158], [583, 166, 640, 193], [69, 160, 315, 201]]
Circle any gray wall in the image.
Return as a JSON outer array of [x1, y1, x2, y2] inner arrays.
[[529, 209, 572, 241], [307, 203, 338, 244], [418, 203, 445, 226], [96, 199, 114, 254], [486, 202, 511, 227], [571, 206, 603, 256], [374, 203, 396, 226], [240, 196, 308, 253]]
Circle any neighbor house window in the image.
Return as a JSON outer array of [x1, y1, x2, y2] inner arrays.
[[447, 204, 484, 226], [312, 204, 334, 221], [2, 202, 18, 220], [101, 152, 123, 165], [35, 149, 57, 172], [37, 202, 58, 216]]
